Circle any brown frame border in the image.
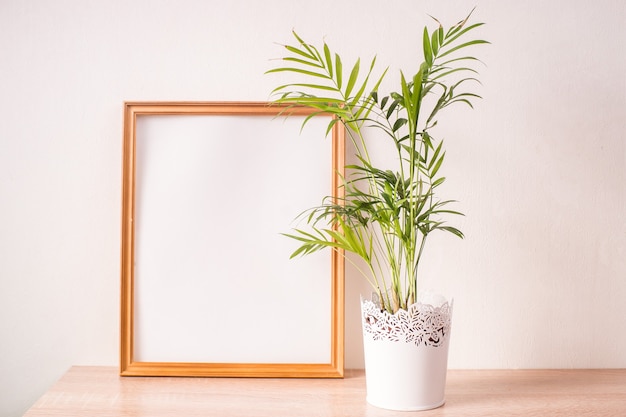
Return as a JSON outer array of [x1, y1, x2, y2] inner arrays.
[[120, 102, 345, 378]]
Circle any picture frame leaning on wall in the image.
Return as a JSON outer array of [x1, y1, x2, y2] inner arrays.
[[120, 102, 345, 378]]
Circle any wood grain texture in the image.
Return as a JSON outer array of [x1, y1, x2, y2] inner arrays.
[[23, 367, 626, 416]]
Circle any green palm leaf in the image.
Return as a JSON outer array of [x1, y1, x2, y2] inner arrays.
[[267, 11, 487, 313]]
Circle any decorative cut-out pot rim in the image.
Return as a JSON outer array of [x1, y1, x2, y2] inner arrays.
[[361, 293, 453, 347]]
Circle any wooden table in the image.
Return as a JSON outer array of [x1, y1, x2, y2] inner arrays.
[[23, 367, 626, 416]]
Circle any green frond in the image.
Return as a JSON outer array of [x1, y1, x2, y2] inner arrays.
[[267, 11, 487, 313], [438, 39, 490, 59]]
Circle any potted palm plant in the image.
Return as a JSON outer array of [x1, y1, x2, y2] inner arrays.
[[267, 11, 487, 411]]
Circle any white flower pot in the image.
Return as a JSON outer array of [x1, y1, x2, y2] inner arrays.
[[361, 294, 453, 411]]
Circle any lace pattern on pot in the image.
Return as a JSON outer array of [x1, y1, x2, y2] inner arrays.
[[361, 296, 452, 347]]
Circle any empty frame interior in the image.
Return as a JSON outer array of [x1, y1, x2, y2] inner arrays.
[[121, 102, 344, 377]]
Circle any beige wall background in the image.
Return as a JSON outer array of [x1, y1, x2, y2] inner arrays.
[[1, 1, 624, 416]]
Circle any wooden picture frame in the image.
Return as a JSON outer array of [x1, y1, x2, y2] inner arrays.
[[120, 102, 345, 377]]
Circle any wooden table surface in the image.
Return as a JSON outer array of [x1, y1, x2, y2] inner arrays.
[[23, 366, 626, 416]]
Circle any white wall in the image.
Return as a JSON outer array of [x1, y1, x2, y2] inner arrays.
[[1, 0, 624, 416]]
